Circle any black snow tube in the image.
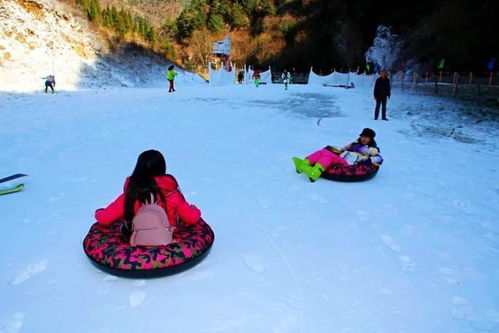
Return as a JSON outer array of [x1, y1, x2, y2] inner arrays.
[[321, 164, 380, 182]]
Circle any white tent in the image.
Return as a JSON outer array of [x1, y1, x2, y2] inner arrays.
[[309, 67, 376, 88], [208, 62, 236, 85], [258, 66, 272, 84], [245, 66, 254, 84], [349, 72, 376, 88], [308, 67, 329, 85], [308, 68, 349, 86], [244, 66, 272, 85]]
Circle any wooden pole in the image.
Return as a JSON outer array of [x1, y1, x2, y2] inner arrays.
[[425, 72, 429, 83], [469, 72, 473, 85], [439, 70, 443, 82], [489, 71, 494, 85], [453, 72, 459, 96], [434, 72, 439, 94]]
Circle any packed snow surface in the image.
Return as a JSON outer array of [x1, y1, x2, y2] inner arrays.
[[1, 82, 499, 333]]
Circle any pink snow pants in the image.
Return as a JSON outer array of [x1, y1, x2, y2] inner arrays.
[[306, 148, 349, 168]]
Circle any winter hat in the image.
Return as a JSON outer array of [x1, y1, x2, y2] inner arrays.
[[168, 65, 174, 71], [359, 128, 376, 139]]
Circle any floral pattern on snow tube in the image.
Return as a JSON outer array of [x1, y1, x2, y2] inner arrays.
[[321, 164, 379, 182], [83, 219, 214, 278]]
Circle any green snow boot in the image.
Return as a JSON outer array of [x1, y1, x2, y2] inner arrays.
[[304, 163, 325, 182], [292, 157, 311, 174]]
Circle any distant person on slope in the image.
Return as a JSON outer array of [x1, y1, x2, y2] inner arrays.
[[373, 70, 391, 120], [281, 70, 291, 90], [94, 150, 201, 239], [237, 71, 244, 84], [292, 128, 383, 182], [252, 71, 261, 87], [166, 65, 177, 93], [43, 75, 56, 93]]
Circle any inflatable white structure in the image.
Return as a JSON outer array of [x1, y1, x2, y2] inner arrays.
[[207, 65, 378, 87], [244, 66, 272, 85], [208, 62, 236, 85], [349, 72, 377, 88], [209, 65, 273, 85], [308, 67, 376, 88]]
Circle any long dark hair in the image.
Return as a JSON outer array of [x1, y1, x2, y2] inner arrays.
[[124, 150, 167, 222]]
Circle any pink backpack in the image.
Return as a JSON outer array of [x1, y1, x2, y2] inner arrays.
[[130, 194, 175, 247]]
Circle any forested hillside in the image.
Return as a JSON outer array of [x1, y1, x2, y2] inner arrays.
[[73, 0, 499, 73]]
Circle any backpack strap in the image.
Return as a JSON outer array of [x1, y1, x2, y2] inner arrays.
[[162, 188, 182, 225]]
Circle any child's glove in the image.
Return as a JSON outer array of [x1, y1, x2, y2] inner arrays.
[[368, 147, 379, 156], [358, 158, 372, 166]]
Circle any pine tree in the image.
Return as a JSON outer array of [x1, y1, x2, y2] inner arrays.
[[110, 6, 118, 28], [230, 3, 249, 28], [241, 0, 257, 16], [115, 9, 127, 37], [101, 7, 109, 26], [147, 27, 157, 42], [175, 0, 208, 40], [79, 0, 91, 12], [125, 10, 133, 31], [162, 18, 177, 37], [87, 0, 101, 21], [161, 40, 175, 58], [207, 13, 224, 32]]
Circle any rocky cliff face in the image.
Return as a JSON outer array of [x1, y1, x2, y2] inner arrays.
[[0, 0, 201, 92], [1, 0, 100, 91]]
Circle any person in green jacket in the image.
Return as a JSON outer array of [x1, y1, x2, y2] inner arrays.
[[166, 65, 177, 92]]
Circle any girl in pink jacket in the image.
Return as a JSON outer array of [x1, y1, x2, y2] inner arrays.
[[95, 150, 201, 230]]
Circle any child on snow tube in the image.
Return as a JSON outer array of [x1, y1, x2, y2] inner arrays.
[[94, 150, 201, 237], [292, 128, 383, 182]]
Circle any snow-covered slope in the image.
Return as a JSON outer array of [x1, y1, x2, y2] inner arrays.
[[0, 0, 205, 92], [1, 83, 498, 332]]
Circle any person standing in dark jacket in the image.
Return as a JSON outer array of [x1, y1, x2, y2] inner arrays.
[[373, 70, 391, 120], [43, 75, 56, 93]]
